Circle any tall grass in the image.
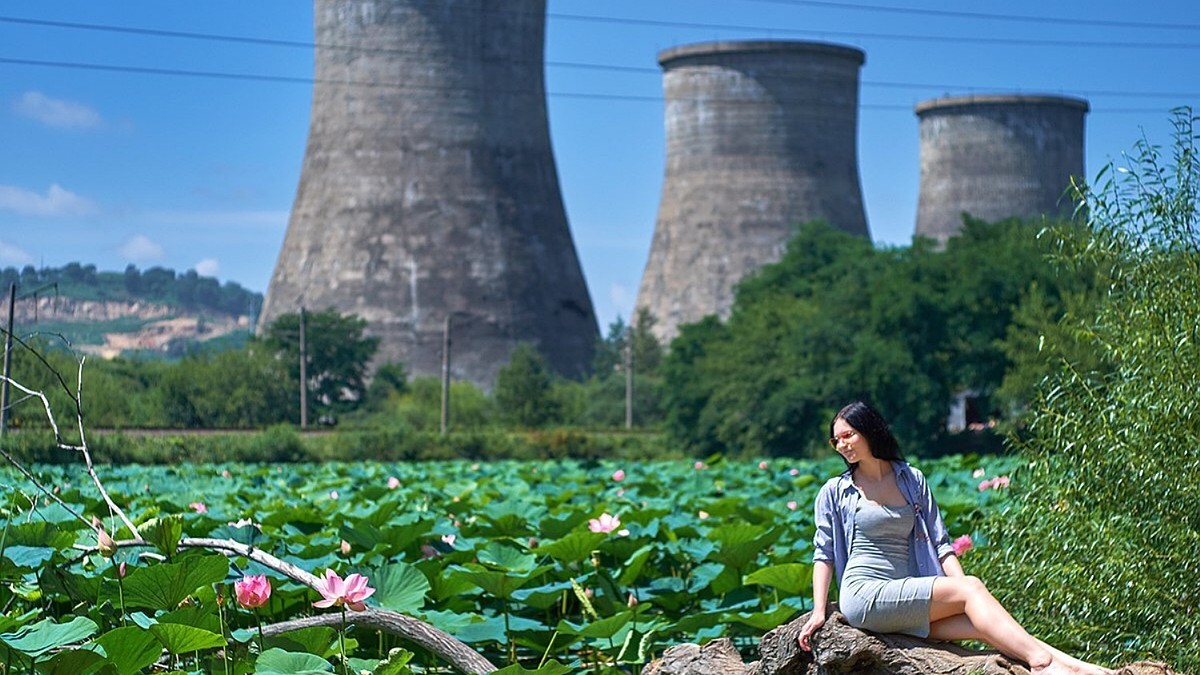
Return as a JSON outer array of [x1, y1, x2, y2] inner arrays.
[[976, 109, 1200, 669]]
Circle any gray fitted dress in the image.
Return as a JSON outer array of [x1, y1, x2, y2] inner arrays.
[[838, 502, 936, 637]]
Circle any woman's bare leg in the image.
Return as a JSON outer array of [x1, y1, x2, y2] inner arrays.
[[929, 614, 1111, 675], [930, 576, 1067, 674]]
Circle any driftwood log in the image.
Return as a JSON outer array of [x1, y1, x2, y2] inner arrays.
[[645, 610, 1183, 675]]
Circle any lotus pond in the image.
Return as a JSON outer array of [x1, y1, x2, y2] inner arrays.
[[0, 454, 1017, 673]]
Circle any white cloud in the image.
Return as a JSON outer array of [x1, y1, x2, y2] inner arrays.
[[194, 258, 220, 277], [0, 240, 34, 267], [0, 183, 97, 217], [118, 235, 165, 263], [610, 282, 633, 309], [14, 91, 103, 130]]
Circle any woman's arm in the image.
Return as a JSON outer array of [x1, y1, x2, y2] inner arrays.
[[914, 469, 956, 562], [940, 553, 965, 577], [798, 561, 834, 651]]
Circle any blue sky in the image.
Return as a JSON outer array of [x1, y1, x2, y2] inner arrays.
[[0, 1, 1197, 330]]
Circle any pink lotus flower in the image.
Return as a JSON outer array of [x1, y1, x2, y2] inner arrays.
[[978, 479, 992, 491], [789, 468, 800, 476], [697, 510, 710, 520], [329, 490, 339, 500], [588, 513, 621, 533], [693, 461, 706, 470], [441, 534, 456, 547], [189, 502, 208, 514], [992, 475, 1011, 489], [972, 468, 986, 478], [758, 461, 769, 470], [612, 469, 626, 482], [118, 561, 128, 578], [951, 534, 974, 557], [313, 569, 375, 612], [340, 539, 352, 556], [786, 501, 798, 511], [387, 476, 400, 489], [235, 574, 272, 609]]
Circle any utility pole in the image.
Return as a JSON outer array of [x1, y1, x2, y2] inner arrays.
[[299, 306, 308, 430], [624, 325, 633, 430], [0, 282, 15, 438], [440, 315, 451, 434]]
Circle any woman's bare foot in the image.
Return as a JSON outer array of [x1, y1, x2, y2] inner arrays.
[[1030, 657, 1076, 675], [1040, 642, 1112, 675]]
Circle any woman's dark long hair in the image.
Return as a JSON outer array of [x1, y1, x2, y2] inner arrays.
[[831, 400, 905, 469]]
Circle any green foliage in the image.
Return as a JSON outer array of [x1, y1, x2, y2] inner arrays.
[[364, 361, 408, 410], [157, 345, 295, 427], [262, 309, 380, 417], [375, 377, 496, 432], [556, 309, 666, 430], [974, 110, 1200, 669], [661, 218, 1093, 457], [0, 263, 260, 317], [494, 344, 558, 428]]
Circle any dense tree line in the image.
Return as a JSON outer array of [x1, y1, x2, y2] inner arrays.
[[2, 309, 379, 429], [660, 217, 1105, 457], [3, 221, 1101, 443], [0, 263, 261, 317]]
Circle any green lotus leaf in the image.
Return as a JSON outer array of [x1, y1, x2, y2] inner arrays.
[[121, 554, 229, 610], [556, 610, 633, 639], [477, 542, 537, 572], [147, 623, 226, 654], [491, 661, 573, 675], [35, 648, 116, 675], [254, 648, 334, 674], [0, 616, 98, 658], [744, 562, 813, 596], [92, 626, 162, 675], [533, 531, 606, 565], [369, 562, 431, 614]]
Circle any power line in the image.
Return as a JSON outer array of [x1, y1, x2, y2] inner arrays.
[[736, 0, 1200, 32], [549, 12, 1200, 50], [3, 13, 1200, 54], [2, 55, 1194, 103]]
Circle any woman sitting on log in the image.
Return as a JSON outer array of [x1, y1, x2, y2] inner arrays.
[[797, 401, 1110, 675]]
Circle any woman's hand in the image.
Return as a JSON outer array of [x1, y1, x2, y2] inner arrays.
[[797, 611, 826, 651]]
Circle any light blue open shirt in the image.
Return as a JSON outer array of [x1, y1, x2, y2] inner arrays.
[[812, 460, 956, 587]]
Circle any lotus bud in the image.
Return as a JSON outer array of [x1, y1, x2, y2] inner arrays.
[[97, 529, 117, 558]]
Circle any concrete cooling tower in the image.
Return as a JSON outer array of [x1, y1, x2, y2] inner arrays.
[[636, 40, 870, 342], [915, 94, 1089, 242], [260, 0, 597, 387]]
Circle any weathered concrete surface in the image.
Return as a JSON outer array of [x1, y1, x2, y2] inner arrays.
[[636, 40, 870, 342], [915, 94, 1089, 243], [261, 0, 597, 387]]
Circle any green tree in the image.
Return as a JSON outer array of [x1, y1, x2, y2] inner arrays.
[[262, 309, 380, 418], [661, 217, 1088, 457], [975, 110, 1200, 669], [568, 307, 666, 428], [158, 345, 294, 427], [494, 343, 558, 428], [365, 361, 408, 410]]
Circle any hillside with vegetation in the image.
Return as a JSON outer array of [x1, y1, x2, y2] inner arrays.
[[0, 263, 261, 358]]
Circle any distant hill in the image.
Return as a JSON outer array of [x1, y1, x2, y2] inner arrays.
[[0, 263, 261, 359]]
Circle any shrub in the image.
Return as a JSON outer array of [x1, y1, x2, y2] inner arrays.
[[975, 110, 1200, 668]]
